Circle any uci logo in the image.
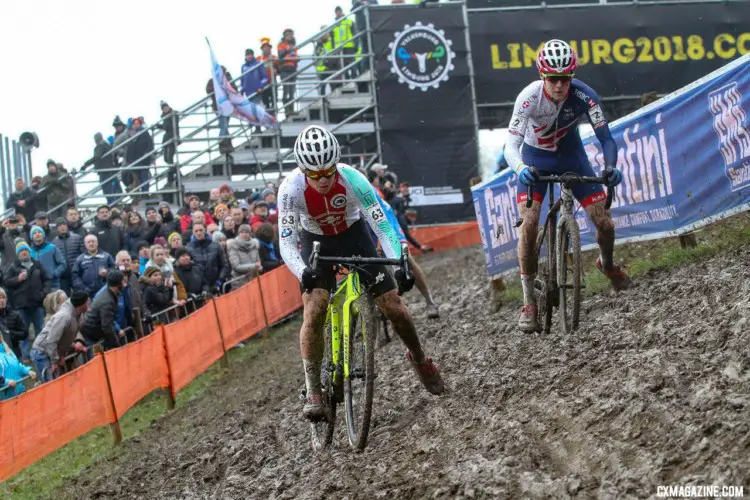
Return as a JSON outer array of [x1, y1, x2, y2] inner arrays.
[[330, 194, 347, 209], [387, 22, 455, 91]]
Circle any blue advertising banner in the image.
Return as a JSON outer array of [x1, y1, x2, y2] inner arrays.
[[472, 54, 750, 279]]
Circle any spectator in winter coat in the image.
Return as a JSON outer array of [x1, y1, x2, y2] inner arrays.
[[112, 115, 129, 166], [218, 184, 239, 208], [141, 267, 178, 316], [241, 49, 269, 103], [52, 218, 84, 295], [221, 215, 237, 240], [0, 216, 28, 274], [41, 161, 76, 220], [231, 207, 247, 228], [65, 207, 88, 238], [213, 203, 229, 225], [174, 248, 209, 297], [258, 37, 279, 111], [155, 101, 180, 166], [82, 133, 122, 205], [168, 232, 183, 260], [125, 211, 160, 253], [181, 209, 213, 242], [0, 287, 28, 359], [145, 244, 175, 280], [0, 342, 36, 400], [91, 206, 125, 259], [180, 196, 216, 233], [157, 202, 179, 233], [33, 212, 56, 241], [261, 188, 278, 215], [186, 223, 229, 291], [80, 270, 126, 350], [250, 201, 271, 231], [30, 291, 89, 383], [72, 234, 115, 298], [226, 225, 261, 285], [255, 223, 282, 272], [3, 241, 50, 359], [29, 226, 66, 291], [6, 178, 37, 222], [277, 29, 299, 117], [125, 117, 155, 193]]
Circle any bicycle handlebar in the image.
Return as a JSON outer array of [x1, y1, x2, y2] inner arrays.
[[309, 241, 412, 293], [525, 170, 615, 210]]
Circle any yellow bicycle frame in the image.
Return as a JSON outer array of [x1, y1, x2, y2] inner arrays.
[[327, 271, 364, 383]]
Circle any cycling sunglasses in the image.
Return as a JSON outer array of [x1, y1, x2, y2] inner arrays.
[[542, 74, 574, 83], [303, 164, 337, 180]]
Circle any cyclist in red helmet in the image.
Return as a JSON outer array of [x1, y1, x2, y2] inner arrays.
[[504, 39, 631, 333]]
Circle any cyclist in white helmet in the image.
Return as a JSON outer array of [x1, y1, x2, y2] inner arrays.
[[278, 125, 446, 420], [504, 39, 631, 332]]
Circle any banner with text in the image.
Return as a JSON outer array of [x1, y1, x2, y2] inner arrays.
[[472, 55, 750, 278], [371, 3, 478, 223], [469, 2, 750, 106]]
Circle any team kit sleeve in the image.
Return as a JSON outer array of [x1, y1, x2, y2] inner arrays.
[[504, 84, 536, 175], [340, 166, 402, 261], [579, 83, 618, 168], [277, 177, 308, 280]]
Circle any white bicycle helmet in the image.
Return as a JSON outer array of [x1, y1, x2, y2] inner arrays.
[[536, 39, 578, 75], [293, 125, 341, 171]]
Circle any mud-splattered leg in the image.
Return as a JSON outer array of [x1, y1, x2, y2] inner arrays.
[[518, 200, 542, 305], [375, 290, 425, 363], [300, 289, 329, 395], [585, 201, 615, 271]]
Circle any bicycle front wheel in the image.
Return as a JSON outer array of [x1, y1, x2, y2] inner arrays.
[[344, 293, 378, 450], [310, 322, 337, 452], [557, 221, 582, 334]]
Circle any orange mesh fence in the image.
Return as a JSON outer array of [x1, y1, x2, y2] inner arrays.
[[260, 266, 303, 325], [0, 356, 115, 481], [422, 223, 481, 252], [410, 222, 478, 252], [103, 328, 170, 419], [214, 279, 266, 347], [163, 303, 225, 395]]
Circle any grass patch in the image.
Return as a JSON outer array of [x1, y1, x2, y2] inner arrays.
[[495, 213, 750, 305], [1, 319, 300, 500]]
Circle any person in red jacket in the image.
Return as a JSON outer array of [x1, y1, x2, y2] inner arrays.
[[277, 28, 298, 118], [249, 201, 271, 232]]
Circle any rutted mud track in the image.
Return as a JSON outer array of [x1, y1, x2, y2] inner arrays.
[[60, 245, 750, 499]]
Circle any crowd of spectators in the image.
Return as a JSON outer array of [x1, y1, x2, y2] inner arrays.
[[0, 180, 284, 397]]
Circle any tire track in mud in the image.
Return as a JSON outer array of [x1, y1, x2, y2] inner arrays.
[[59, 245, 750, 499]]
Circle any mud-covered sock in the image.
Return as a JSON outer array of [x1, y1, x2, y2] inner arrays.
[[520, 273, 536, 305], [302, 359, 322, 397], [598, 252, 612, 272], [424, 292, 437, 307]]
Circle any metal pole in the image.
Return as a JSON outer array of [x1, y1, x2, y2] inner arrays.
[[365, 6, 383, 164], [0, 134, 6, 206], [25, 148, 33, 184], [172, 112, 183, 204], [461, 2, 483, 187]]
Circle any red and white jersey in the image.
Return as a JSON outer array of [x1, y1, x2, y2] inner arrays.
[[277, 164, 403, 279]]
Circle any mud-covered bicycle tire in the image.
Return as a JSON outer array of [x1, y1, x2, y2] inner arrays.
[[310, 322, 337, 452], [345, 293, 378, 450], [558, 221, 582, 334]]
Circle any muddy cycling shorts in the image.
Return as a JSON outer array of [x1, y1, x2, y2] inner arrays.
[[299, 219, 397, 297]]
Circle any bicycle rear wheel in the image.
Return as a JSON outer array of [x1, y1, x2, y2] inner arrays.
[[557, 221, 582, 334], [310, 322, 337, 452], [344, 294, 378, 450], [534, 222, 555, 334]]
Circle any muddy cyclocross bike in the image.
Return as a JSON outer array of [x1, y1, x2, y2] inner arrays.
[[522, 170, 614, 334], [306, 241, 412, 452]]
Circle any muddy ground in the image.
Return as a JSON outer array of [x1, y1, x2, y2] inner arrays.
[[59, 244, 750, 499]]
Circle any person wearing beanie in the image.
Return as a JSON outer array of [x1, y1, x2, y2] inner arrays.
[[213, 203, 229, 224], [254, 222, 282, 273], [140, 265, 179, 316], [250, 201, 271, 231], [174, 247, 210, 301], [241, 47, 269, 110], [31, 290, 90, 382], [41, 158, 75, 221], [218, 184, 238, 208], [3, 239, 51, 361], [186, 222, 229, 292], [52, 217, 84, 295], [168, 231, 183, 260], [29, 225, 66, 292], [261, 188, 277, 215], [0, 286, 28, 360], [80, 270, 126, 350]]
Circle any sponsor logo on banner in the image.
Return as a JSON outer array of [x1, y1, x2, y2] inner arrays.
[[708, 82, 750, 191], [408, 186, 465, 206], [388, 22, 456, 91]]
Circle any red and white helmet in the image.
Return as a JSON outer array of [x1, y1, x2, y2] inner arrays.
[[536, 39, 578, 75]]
